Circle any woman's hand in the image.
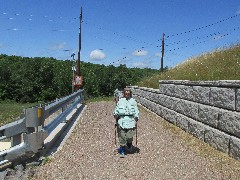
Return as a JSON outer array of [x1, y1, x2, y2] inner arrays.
[[114, 115, 120, 120]]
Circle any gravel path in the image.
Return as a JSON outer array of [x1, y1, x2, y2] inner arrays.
[[32, 101, 240, 179]]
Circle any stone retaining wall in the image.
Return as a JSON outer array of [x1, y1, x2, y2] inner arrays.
[[130, 80, 240, 160]]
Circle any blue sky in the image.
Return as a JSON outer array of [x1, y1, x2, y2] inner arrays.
[[1, 0, 240, 69]]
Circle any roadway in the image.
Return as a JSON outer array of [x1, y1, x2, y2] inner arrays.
[[31, 101, 240, 179]]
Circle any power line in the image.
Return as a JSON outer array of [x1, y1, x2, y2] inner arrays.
[[166, 27, 240, 52], [165, 13, 240, 38]]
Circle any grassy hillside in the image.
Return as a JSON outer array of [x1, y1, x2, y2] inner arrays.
[[0, 101, 36, 126], [137, 44, 240, 89]]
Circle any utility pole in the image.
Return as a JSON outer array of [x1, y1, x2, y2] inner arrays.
[[77, 7, 82, 76], [160, 33, 165, 72], [71, 53, 75, 93], [73, 7, 83, 91]]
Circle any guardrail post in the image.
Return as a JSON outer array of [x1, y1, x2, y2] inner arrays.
[[62, 104, 67, 113], [24, 107, 38, 134], [11, 135, 22, 147], [24, 105, 48, 152], [38, 104, 45, 129], [10, 112, 26, 147]]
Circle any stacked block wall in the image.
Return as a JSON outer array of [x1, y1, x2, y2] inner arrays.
[[130, 80, 240, 160]]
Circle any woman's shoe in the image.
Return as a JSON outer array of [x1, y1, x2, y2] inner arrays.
[[119, 146, 125, 158]]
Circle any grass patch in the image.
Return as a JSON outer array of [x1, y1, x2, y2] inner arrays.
[[41, 156, 52, 165], [85, 96, 114, 103], [137, 44, 240, 88], [0, 96, 113, 126], [0, 101, 37, 126]]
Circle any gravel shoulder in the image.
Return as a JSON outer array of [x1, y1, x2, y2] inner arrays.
[[32, 101, 240, 179]]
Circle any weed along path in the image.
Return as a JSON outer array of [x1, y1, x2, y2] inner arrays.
[[33, 101, 240, 179]]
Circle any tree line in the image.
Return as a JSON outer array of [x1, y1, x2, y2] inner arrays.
[[0, 54, 159, 103]]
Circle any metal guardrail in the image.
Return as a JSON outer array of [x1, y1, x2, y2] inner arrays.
[[0, 89, 85, 169]]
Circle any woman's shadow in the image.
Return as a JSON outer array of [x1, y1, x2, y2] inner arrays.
[[126, 145, 140, 154]]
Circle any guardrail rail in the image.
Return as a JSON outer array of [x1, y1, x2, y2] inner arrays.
[[0, 89, 85, 170]]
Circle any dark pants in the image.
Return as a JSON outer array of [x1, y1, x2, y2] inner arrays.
[[117, 126, 136, 146]]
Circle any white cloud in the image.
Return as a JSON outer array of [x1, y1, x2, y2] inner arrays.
[[49, 42, 66, 50], [132, 49, 148, 56], [0, 43, 3, 48], [90, 49, 106, 60], [132, 61, 149, 68], [155, 52, 162, 57]]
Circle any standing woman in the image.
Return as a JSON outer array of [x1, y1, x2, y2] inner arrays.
[[113, 88, 139, 158]]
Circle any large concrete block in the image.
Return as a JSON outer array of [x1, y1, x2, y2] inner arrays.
[[161, 96, 179, 111], [155, 104, 164, 117], [205, 126, 230, 153], [149, 91, 162, 104], [237, 88, 240, 112], [161, 107, 177, 125], [133, 95, 140, 103], [176, 114, 189, 132], [134, 94, 144, 106], [153, 94, 167, 106], [210, 87, 235, 110], [229, 136, 240, 160], [188, 119, 205, 140], [141, 90, 151, 101], [219, 110, 240, 138], [175, 99, 198, 119], [141, 90, 149, 99], [146, 99, 158, 114], [138, 97, 163, 117], [138, 89, 146, 97], [132, 88, 142, 97], [159, 84, 175, 96], [174, 85, 194, 101], [198, 104, 219, 128], [139, 96, 148, 107], [192, 86, 210, 104]]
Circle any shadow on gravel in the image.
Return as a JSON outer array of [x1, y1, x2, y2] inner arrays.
[[114, 146, 140, 155], [126, 146, 140, 154]]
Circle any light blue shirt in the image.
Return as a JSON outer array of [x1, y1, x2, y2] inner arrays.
[[113, 97, 139, 129]]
